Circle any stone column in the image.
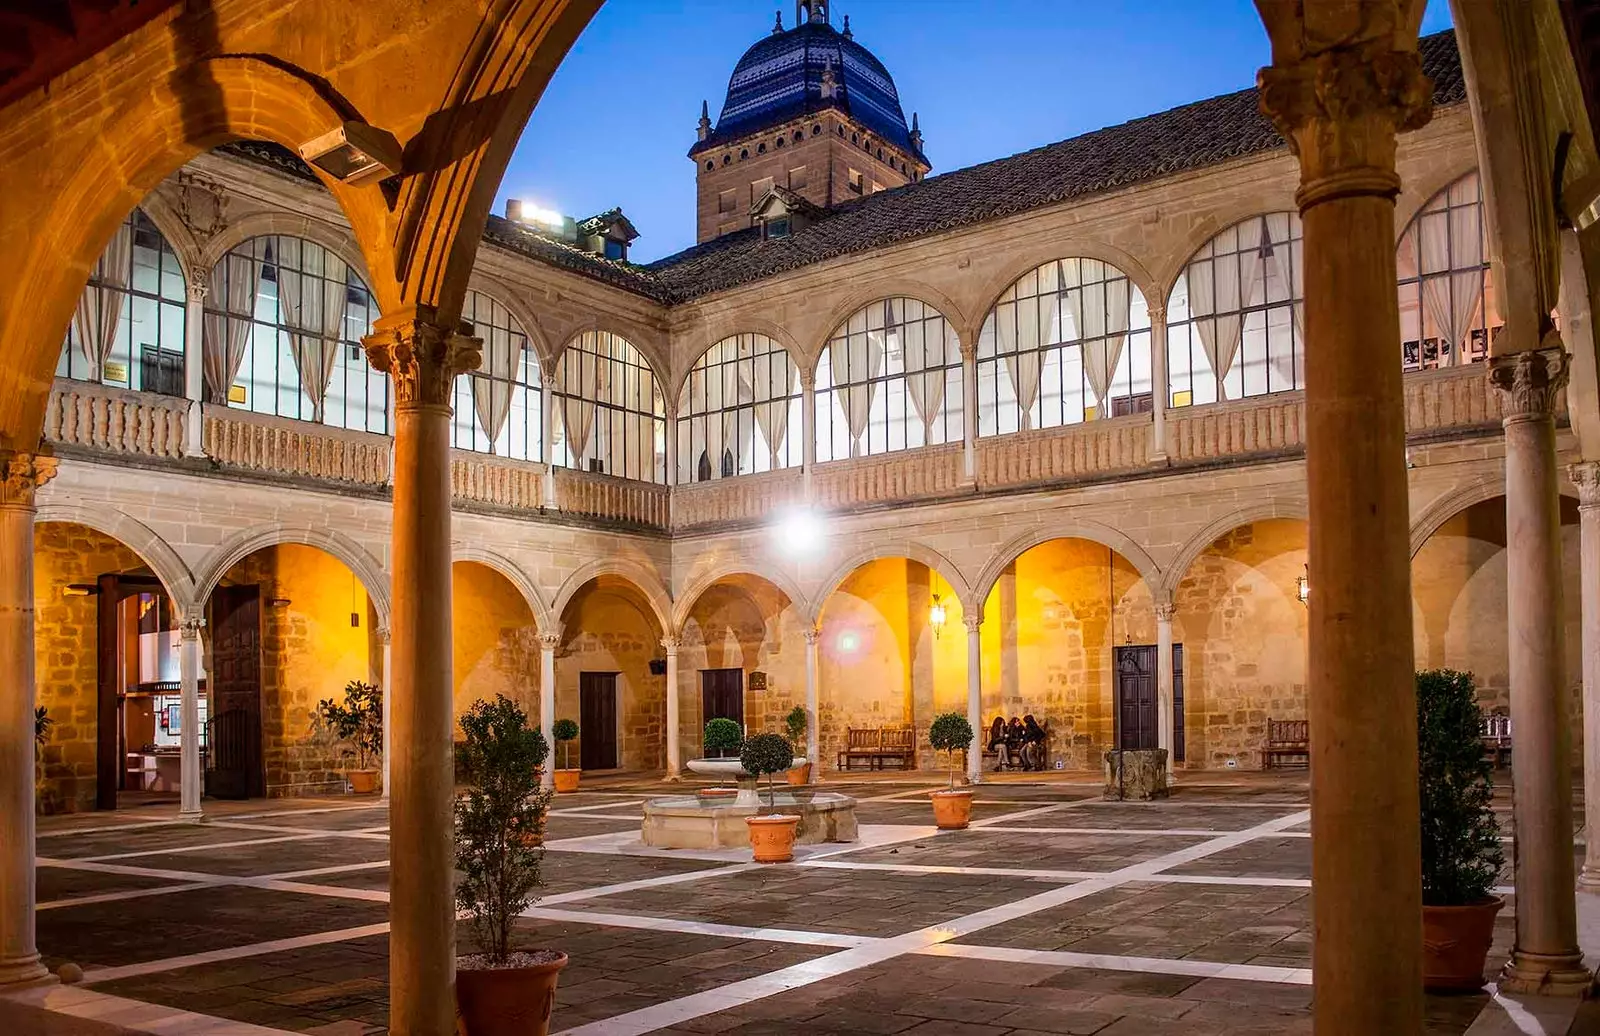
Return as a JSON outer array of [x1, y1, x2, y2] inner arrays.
[[1574, 461, 1600, 891], [362, 316, 480, 1036], [541, 380, 556, 510], [183, 282, 208, 457], [378, 626, 392, 802], [1148, 305, 1169, 463], [801, 368, 817, 502], [662, 636, 681, 779], [0, 449, 56, 989], [965, 614, 982, 784], [538, 630, 559, 789], [1493, 350, 1591, 994], [1155, 598, 1175, 759], [804, 625, 820, 774], [1257, 25, 1431, 1031], [961, 341, 978, 480], [179, 616, 203, 820]]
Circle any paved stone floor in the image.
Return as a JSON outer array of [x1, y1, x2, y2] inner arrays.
[[5, 772, 1599, 1035]]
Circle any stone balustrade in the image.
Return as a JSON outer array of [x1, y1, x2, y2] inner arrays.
[[451, 450, 545, 510], [812, 443, 968, 511], [672, 467, 805, 530], [203, 405, 391, 486], [553, 467, 671, 529], [41, 378, 188, 458], [1402, 361, 1509, 433], [1166, 393, 1305, 462], [977, 414, 1150, 488]]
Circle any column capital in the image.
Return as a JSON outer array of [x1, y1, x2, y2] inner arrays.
[[1569, 461, 1600, 508], [179, 616, 205, 640], [963, 615, 982, 634], [186, 281, 210, 304], [802, 625, 820, 646], [660, 636, 681, 654], [1154, 601, 1177, 623], [1489, 347, 1569, 424], [537, 630, 562, 651], [1256, 34, 1432, 208], [376, 625, 392, 645], [0, 448, 58, 510], [362, 315, 482, 410]]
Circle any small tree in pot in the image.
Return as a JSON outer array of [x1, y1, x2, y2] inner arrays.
[[550, 718, 580, 793], [695, 717, 745, 803], [454, 695, 565, 1036], [312, 679, 383, 794], [741, 731, 800, 862], [784, 705, 812, 785], [1417, 668, 1505, 992], [928, 712, 975, 829]]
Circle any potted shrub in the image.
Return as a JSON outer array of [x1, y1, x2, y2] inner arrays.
[[312, 680, 383, 794], [1417, 669, 1505, 992], [696, 718, 744, 802], [550, 719, 580, 792], [784, 704, 812, 786], [928, 712, 975, 830], [741, 731, 800, 862], [454, 694, 566, 1036]]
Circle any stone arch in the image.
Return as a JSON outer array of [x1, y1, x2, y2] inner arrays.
[[199, 214, 376, 292], [33, 503, 197, 614], [976, 522, 1165, 610], [1156, 204, 1301, 304], [450, 544, 552, 629], [969, 246, 1161, 333], [552, 558, 674, 635], [465, 274, 555, 370], [1161, 500, 1311, 598], [671, 562, 807, 632], [1409, 477, 1505, 558], [552, 319, 672, 395], [670, 324, 807, 408], [809, 284, 968, 369], [809, 543, 971, 625], [194, 523, 391, 625], [134, 193, 204, 290], [1395, 164, 1479, 239]]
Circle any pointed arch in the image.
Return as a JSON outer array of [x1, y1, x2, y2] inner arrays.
[[194, 523, 391, 626], [1161, 500, 1310, 598], [33, 503, 197, 615], [976, 522, 1164, 610]]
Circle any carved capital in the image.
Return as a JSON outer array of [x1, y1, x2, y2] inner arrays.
[[1154, 602, 1177, 623], [186, 281, 210, 305], [180, 616, 205, 641], [963, 615, 983, 634], [1145, 304, 1167, 327], [1257, 42, 1432, 207], [1489, 348, 1569, 423], [660, 636, 681, 654], [362, 317, 482, 410], [376, 625, 391, 646], [0, 449, 58, 509], [802, 626, 820, 646], [1568, 461, 1600, 508], [537, 630, 562, 651]]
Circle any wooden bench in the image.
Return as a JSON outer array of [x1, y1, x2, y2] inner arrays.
[[836, 725, 916, 770], [981, 719, 1054, 771], [1263, 718, 1309, 769]]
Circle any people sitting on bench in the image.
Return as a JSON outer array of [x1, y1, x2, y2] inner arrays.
[[987, 717, 1012, 769], [985, 714, 1051, 771], [1021, 714, 1048, 770]]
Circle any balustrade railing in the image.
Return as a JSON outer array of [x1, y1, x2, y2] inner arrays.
[[203, 405, 391, 486], [672, 467, 804, 530], [42, 378, 188, 458], [451, 451, 545, 510], [812, 443, 967, 511], [977, 415, 1149, 488], [553, 467, 670, 528]]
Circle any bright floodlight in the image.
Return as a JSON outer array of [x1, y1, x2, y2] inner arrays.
[[773, 507, 824, 557]]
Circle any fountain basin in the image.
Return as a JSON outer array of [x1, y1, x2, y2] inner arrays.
[[642, 790, 857, 850]]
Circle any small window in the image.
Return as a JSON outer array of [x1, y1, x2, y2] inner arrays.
[[603, 239, 626, 261], [765, 217, 791, 239], [740, 148, 749, 160], [812, 124, 822, 136], [758, 142, 767, 154], [705, 160, 714, 171], [722, 154, 732, 166], [774, 137, 784, 148]]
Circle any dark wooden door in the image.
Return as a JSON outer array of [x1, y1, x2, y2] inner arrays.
[[1115, 645, 1158, 751], [579, 672, 618, 770], [1172, 644, 1186, 763], [700, 668, 744, 730], [207, 585, 263, 799]]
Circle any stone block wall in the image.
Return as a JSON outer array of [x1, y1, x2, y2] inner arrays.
[[453, 561, 540, 727], [554, 583, 664, 772]]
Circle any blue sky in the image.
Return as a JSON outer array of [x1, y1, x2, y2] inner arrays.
[[500, 0, 1456, 263]]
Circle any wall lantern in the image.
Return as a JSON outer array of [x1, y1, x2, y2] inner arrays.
[[1296, 566, 1310, 605], [62, 583, 99, 597], [929, 594, 947, 639]]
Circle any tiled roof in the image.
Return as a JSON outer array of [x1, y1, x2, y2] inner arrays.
[[214, 30, 1465, 309]]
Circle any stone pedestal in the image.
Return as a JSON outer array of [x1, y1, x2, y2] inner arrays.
[[642, 792, 858, 849], [1103, 749, 1169, 801]]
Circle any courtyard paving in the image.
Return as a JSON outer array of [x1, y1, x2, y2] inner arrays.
[[5, 772, 1599, 1035]]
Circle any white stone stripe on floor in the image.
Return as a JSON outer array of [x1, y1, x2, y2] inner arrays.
[[37, 819, 191, 839], [4, 984, 296, 1035], [551, 799, 648, 816], [78, 922, 392, 985], [201, 820, 390, 840], [919, 941, 1313, 985], [1462, 983, 1583, 1035], [74, 831, 355, 862], [528, 907, 871, 948], [977, 826, 1234, 837], [534, 863, 757, 906], [35, 880, 221, 911], [800, 860, 1107, 881]]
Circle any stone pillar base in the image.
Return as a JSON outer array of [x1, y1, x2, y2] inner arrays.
[[1499, 950, 1595, 997], [0, 955, 54, 989], [664, 772, 683, 783], [1578, 864, 1600, 891]]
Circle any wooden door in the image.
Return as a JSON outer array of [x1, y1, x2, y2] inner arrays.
[[1172, 644, 1186, 763], [1114, 645, 1158, 751], [579, 672, 618, 770], [700, 668, 744, 731], [207, 585, 263, 799]]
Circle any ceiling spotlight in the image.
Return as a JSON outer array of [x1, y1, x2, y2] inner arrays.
[[299, 122, 402, 186]]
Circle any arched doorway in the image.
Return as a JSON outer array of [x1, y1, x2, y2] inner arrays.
[[676, 572, 801, 752], [555, 574, 667, 773], [452, 560, 541, 730]]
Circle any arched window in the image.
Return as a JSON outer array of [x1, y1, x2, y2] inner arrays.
[[203, 235, 386, 433], [1167, 212, 1304, 407], [675, 333, 802, 483], [450, 290, 541, 460], [57, 208, 187, 394], [976, 258, 1152, 435], [1398, 171, 1498, 370], [815, 297, 962, 462], [552, 330, 666, 483]]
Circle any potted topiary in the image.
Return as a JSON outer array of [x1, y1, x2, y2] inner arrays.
[[695, 718, 744, 803], [741, 731, 800, 862], [550, 719, 580, 793], [784, 704, 812, 786], [312, 679, 383, 794], [1417, 668, 1505, 992], [928, 712, 975, 829], [454, 694, 566, 1036]]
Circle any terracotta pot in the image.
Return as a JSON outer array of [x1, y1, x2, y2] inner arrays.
[[1422, 897, 1504, 992], [745, 814, 800, 863], [696, 787, 738, 804], [346, 769, 380, 795], [930, 789, 974, 830], [456, 951, 568, 1036], [786, 761, 813, 786], [552, 769, 581, 793]]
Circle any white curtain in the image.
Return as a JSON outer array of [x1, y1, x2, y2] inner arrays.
[[752, 354, 792, 467], [830, 331, 883, 457], [559, 350, 598, 467], [72, 220, 133, 381], [203, 251, 261, 402], [999, 305, 1042, 430], [1187, 245, 1262, 401], [902, 317, 947, 440], [1262, 226, 1304, 389], [1420, 206, 1485, 364], [292, 254, 347, 423], [1081, 278, 1130, 415], [472, 325, 522, 451]]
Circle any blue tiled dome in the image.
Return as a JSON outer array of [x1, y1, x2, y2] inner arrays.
[[695, 11, 923, 162]]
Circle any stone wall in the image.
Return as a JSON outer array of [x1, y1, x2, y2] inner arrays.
[[452, 561, 540, 728], [555, 582, 664, 772], [677, 577, 806, 754]]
